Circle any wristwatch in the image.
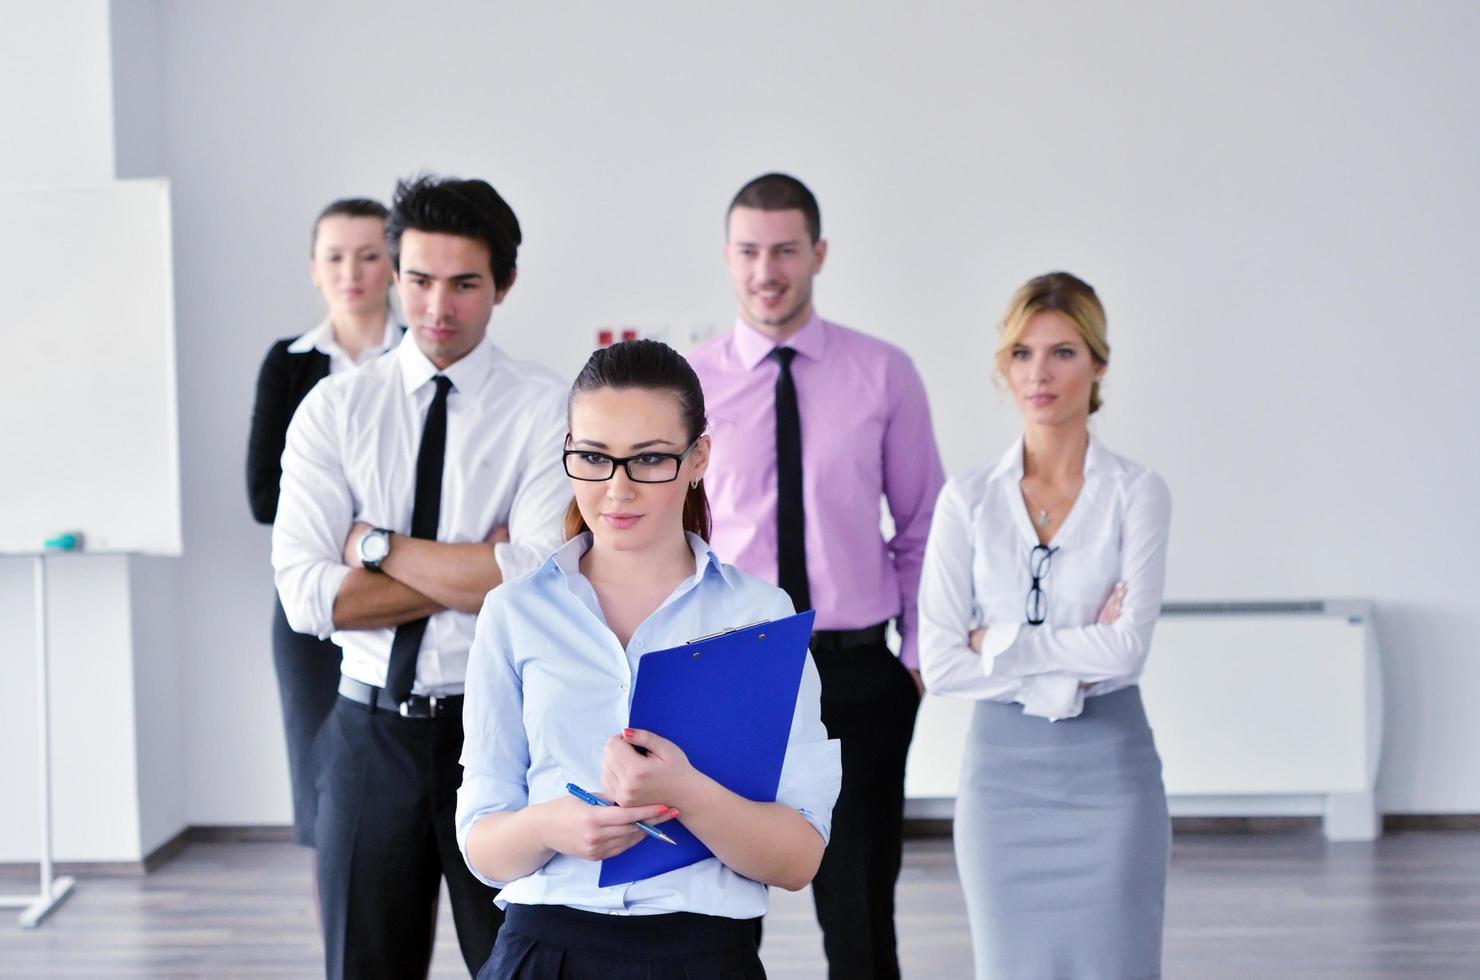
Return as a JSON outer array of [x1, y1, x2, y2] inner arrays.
[[358, 527, 392, 572]]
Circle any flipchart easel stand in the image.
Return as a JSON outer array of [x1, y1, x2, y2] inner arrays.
[[0, 555, 77, 927]]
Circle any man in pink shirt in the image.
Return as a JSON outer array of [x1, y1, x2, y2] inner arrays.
[[688, 173, 945, 980]]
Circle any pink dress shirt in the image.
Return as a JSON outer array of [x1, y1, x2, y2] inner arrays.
[[688, 313, 945, 668]]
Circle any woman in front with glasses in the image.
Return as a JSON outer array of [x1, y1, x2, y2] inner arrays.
[[918, 271, 1173, 980], [456, 339, 840, 979]]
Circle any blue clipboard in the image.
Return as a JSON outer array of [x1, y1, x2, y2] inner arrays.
[[598, 609, 815, 887]]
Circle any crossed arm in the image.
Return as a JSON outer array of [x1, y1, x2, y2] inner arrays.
[[271, 383, 509, 637], [918, 472, 1170, 703], [332, 523, 507, 629]]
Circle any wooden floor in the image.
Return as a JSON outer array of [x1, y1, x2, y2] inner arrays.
[[3, 831, 1479, 977]]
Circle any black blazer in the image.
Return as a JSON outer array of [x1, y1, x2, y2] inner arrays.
[[245, 339, 331, 524]]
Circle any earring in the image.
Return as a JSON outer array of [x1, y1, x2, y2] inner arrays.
[[690, 478, 699, 490]]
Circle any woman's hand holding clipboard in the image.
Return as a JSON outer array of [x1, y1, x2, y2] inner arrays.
[[596, 610, 817, 886]]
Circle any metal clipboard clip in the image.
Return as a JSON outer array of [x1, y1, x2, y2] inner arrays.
[[686, 620, 769, 646]]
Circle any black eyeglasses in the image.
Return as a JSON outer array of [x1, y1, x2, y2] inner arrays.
[[1025, 544, 1058, 625], [563, 438, 700, 484]]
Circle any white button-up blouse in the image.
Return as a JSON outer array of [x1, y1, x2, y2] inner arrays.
[[918, 435, 1172, 720]]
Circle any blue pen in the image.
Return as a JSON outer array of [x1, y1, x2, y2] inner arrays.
[[566, 783, 677, 845]]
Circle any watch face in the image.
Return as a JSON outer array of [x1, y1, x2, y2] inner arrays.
[[362, 531, 390, 563]]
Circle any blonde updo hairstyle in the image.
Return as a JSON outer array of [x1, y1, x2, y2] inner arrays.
[[994, 271, 1110, 415]]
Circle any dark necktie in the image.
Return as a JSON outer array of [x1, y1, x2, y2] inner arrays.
[[771, 347, 811, 613], [384, 374, 453, 704]]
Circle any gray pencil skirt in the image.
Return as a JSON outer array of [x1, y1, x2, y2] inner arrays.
[[955, 685, 1169, 980]]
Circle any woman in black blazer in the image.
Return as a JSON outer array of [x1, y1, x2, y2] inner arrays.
[[246, 197, 403, 848]]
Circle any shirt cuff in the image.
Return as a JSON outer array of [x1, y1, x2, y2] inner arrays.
[[455, 805, 508, 889], [979, 620, 1024, 673], [1017, 674, 1084, 721], [493, 539, 538, 585], [776, 738, 841, 845], [897, 628, 920, 671], [313, 563, 353, 639]]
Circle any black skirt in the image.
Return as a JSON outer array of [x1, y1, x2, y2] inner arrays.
[[479, 903, 765, 979]]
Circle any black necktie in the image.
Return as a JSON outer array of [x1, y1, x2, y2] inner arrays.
[[771, 347, 810, 613], [384, 375, 453, 704]]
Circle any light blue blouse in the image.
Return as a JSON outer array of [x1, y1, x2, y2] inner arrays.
[[455, 532, 841, 918]]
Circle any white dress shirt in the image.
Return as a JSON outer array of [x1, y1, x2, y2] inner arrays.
[[272, 332, 571, 696], [286, 311, 404, 375], [455, 532, 842, 918], [918, 435, 1172, 721]]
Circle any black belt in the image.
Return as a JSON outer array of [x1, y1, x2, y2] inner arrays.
[[337, 675, 463, 719], [811, 622, 889, 653]]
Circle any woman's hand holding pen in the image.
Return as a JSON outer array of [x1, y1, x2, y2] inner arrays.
[[537, 794, 676, 862], [603, 727, 699, 811]]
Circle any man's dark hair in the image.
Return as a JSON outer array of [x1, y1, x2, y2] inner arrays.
[[385, 175, 522, 291], [726, 173, 821, 243], [309, 197, 389, 255]]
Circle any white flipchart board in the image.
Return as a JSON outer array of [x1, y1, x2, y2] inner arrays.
[[0, 180, 180, 556]]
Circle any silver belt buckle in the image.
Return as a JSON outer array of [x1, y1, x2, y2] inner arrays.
[[397, 695, 442, 718]]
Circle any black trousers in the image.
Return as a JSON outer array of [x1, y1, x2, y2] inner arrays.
[[270, 594, 342, 847], [809, 640, 920, 980], [479, 904, 765, 979], [316, 694, 503, 979]]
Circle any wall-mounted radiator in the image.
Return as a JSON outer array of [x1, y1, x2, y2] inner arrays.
[[904, 600, 1382, 841]]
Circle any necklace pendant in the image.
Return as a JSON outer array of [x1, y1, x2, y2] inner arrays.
[[1034, 510, 1050, 528]]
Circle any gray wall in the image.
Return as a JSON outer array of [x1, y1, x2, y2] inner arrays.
[[0, 0, 155, 863], [4, 0, 1478, 858]]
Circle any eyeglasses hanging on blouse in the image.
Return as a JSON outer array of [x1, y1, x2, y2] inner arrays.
[[1025, 544, 1058, 626]]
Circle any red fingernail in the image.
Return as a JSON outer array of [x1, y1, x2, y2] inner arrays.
[[623, 728, 635, 739], [666, 808, 680, 818]]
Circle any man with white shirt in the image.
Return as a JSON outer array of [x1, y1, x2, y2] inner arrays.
[[272, 174, 568, 980]]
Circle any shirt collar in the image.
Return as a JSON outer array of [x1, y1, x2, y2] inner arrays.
[[1083, 434, 1108, 479], [547, 533, 591, 580], [732, 311, 827, 371], [987, 432, 1106, 483], [287, 312, 403, 359], [544, 532, 740, 592], [396, 329, 498, 398], [691, 532, 744, 590]]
